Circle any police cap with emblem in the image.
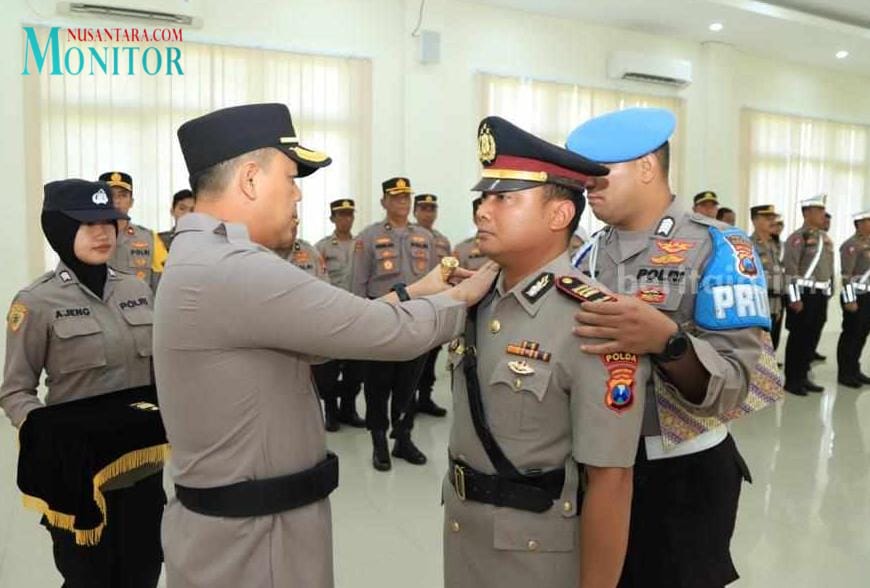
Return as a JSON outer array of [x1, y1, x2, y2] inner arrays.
[[853, 210, 870, 222], [566, 107, 676, 164], [414, 194, 438, 207], [177, 103, 331, 188], [330, 199, 356, 212], [474, 116, 608, 194], [43, 179, 129, 222], [750, 204, 778, 218], [383, 177, 412, 196], [98, 171, 133, 192], [693, 191, 719, 206]]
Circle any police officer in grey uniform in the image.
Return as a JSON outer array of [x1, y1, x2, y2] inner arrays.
[[783, 194, 833, 395], [277, 214, 326, 279], [155, 103, 498, 588], [413, 193, 451, 417], [751, 204, 786, 350], [314, 199, 365, 429], [568, 108, 765, 587], [352, 177, 440, 470], [158, 189, 195, 251], [836, 210, 870, 387], [444, 116, 647, 588], [453, 197, 488, 271], [1, 179, 164, 587], [99, 171, 167, 291]]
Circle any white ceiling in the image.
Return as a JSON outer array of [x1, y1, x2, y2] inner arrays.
[[469, 0, 870, 76]]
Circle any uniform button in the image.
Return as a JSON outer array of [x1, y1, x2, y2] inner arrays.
[[450, 520, 461, 533], [489, 319, 501, 334], [527, 539, 539, 551], [562, 501, 572, 513]]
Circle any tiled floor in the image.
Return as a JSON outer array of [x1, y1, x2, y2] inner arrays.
[[1, 332, 868, 587]]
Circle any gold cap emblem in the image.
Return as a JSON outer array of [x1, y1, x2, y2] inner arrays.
[[478, 123, 497, 165]]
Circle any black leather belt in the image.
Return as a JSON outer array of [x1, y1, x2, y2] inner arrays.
[[448, 458, 568, 514], [175, 452, 339, 518]]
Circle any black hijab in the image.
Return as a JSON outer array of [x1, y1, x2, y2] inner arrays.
[[41, 211, 116, 299]]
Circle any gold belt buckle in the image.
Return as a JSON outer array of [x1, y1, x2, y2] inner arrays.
[[454, 464, 466, 501]]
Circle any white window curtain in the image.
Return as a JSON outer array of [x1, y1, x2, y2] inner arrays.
[[479, 73, 685, 236], [742, 109, 870, 263], [24, 29, 372, 269]]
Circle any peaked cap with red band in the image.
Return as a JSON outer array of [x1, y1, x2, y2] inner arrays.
[[472, 116, 609, 194]]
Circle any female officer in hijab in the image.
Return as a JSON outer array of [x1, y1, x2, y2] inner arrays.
[[1, 179, 164, 588]]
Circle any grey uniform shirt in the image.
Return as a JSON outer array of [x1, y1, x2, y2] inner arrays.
[[453, 236, 488, 271], [1, 263, 154, 428], [154, 213, 466, 588], [110, 222, 165, 291], [429, 226, 452, 260], [752, 232, 785, 316], [444, 252, 648, 588], [840, 233, 870, 285], [277, 238, 326, 280], [351, 220, 438, 298], [315, 233, 354, 291], [783, 226, 835, 284], [576, 199, 762, 439]]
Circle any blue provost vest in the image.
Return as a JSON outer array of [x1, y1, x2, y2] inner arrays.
[[695, 227, 771, 331]]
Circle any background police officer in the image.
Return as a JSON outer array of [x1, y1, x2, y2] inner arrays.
[[352, 177, 439, 470], [692, 190, 720, 218], [783, 194, 833, 395], [752, 204, 786, 349], [412, 193, 451, 417], [158, 188, 195, 250], [315, 199, 365, 429], [836, 210, 870, 388], [99, 171, 167, 290], [453, 197, 488, 271]]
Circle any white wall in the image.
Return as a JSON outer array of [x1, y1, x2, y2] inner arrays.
[[3, 0, 870, 325]]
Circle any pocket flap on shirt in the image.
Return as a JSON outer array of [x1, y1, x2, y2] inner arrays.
[[53, 316, 102, 339], [488, 360, 552, 402]]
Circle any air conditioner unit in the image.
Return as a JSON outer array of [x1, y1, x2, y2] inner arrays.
[[607, 51, 692, 87], [57, 1, 203, 28]]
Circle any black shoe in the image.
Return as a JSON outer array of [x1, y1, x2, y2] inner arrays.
[[838, 377, 863, 389], [785, 382, 808, 396], [803, 379, 824, 393], [857, 373, 870, 385], [392, 435, 428, 465], [416, 398, 447, 417], [812, 352, 827, 362], [324, 411, 340, 432], [371, 431, 392, 472], [338, 407, 365, 428]]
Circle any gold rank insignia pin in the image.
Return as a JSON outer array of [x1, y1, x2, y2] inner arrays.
[[508, 360, 535, 375]]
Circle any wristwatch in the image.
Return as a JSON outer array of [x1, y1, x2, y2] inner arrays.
[[391, 282, 411, 302], [652, 328, 690, 363]]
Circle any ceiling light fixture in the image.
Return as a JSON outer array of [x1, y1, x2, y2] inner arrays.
[[835, 50, 850, 59], [709, 22, 724, 32]]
